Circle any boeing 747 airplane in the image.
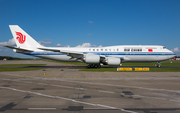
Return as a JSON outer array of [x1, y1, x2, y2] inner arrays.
[[4, 25, 176, 68]]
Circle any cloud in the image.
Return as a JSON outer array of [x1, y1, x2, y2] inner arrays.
[[76, 43, 102, 48], [97, 45, 103, 48], [76, 43, 94, 48], [38, 41, 52, 45], [171, 47, 180, 56], [38, 40, 52, 45], [87, 33, 92, 36], [38, 38, 52, 46], [172, 47, 180, 52], [56, 43, 63, 47], [0, 39, 15, 56], [0, 38, 16, 46], [88, 21, 93, 24], [56, 44, 70, 47]]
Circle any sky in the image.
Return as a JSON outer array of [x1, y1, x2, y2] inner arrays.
[[0, 0, 180, 58]]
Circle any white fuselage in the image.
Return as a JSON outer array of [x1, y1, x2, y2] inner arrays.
[[22, 45, 175, 63]]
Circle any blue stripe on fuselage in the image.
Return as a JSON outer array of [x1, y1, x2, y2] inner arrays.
[[24, 51, 175, 56]]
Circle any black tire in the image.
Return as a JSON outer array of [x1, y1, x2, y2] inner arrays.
[[87, 65, 91, 68], [94, 65, 98, 68], [157, 64, 161, 68]]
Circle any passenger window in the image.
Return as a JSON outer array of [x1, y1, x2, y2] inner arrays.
[[134, 49, 138, 51], [105, 49, 107, 51], [124, 49, 130, 51], [101, 49, 103, 51], [93, 49, 95, 51]]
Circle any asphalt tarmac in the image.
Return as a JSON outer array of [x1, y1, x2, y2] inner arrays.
[[0, 60, 180, 113]]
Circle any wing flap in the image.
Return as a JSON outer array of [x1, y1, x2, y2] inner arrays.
[[38, 48, 60, 52]]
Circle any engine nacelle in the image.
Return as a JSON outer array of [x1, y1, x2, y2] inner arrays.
[[83, 54, 100, 64], [105, 57, 121, 65]]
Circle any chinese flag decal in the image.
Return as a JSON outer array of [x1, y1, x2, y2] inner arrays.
[[148, 49, 153, 52]]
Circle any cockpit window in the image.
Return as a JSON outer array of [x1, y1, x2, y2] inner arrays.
[[163, 47, 166, 49]]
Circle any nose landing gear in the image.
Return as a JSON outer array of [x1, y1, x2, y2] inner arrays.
[[157, 62, 161, 68]]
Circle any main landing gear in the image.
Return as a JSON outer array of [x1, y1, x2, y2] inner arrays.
[[157, 62, 161, 68], [87, 64, 101, 68]]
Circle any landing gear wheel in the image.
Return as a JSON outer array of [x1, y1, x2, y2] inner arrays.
[[87, 64, 91, 68], [94, 64, 98, 68], [87, 64, 101, 68], [87, 64, 93, 68], [95, 64, 101, 68], [90, 64, 94, 68], [157, 62, 161, 68], [98, 64, 101, 68]]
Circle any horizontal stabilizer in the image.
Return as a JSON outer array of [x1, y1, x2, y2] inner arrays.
[[4, 46, 34, 52]]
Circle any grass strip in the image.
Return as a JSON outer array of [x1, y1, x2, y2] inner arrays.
[[0, 64, 46, 67], [0, 68, 45, 72]]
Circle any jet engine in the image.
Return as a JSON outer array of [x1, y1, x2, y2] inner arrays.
[[83, 54, 100, 64], [104, 57, 121, 65]]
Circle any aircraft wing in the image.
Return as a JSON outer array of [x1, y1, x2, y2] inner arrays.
[[38, 47, 105, 59], [4, 46, 34, 52], [38, 47, 86, 59], [38, 47, 84, 55]]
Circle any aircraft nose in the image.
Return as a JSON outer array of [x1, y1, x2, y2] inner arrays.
[[172, 51, 176, 56], [168, 50, 176, 59]]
